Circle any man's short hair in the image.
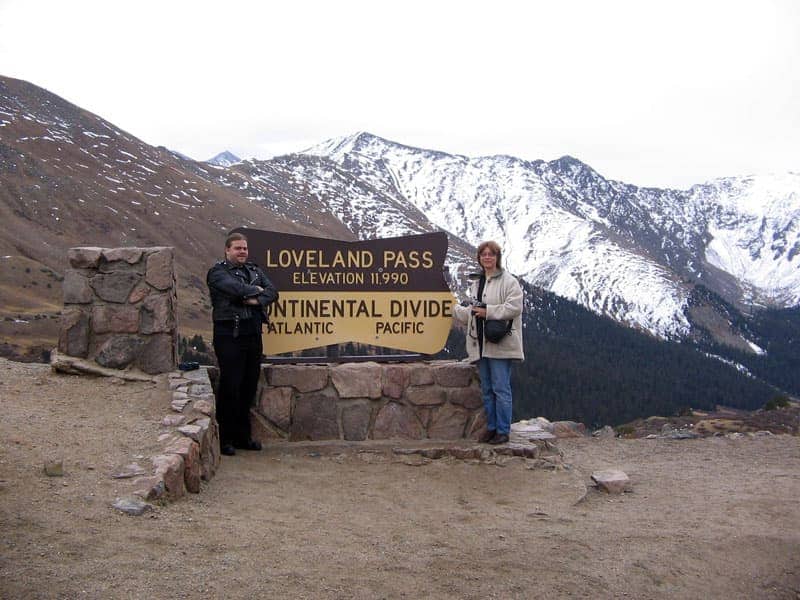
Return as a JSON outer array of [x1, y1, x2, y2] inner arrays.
[[225, 232, 248, 248]]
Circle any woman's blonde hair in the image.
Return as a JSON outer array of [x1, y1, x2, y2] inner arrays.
[[476, 240, 502, 269]]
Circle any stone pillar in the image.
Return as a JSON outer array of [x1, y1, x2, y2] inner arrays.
[[58, 247, 177, 374]]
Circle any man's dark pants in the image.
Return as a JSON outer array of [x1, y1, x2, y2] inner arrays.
[[213, 332, 262, 446]]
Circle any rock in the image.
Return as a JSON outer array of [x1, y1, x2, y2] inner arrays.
[[177, 424, 203, 442], [95, 336, 144, 369], [169, 379, 189, 391], [161, 414, 185, 427], [465, 411, 488, 441], [249, 409, 285, 443], [511, 420, 546, 434], [112, 496, 153, 516], [399, 454, 427, 467], [382, 365, 410, 399], [164, 437, 201, 493], [189, 383, 212, 395], [58, 309, 90, 357], [591, 469, 631, 494], [201, 420, 221, 480], [131, 476, 165, 501], [43, 460, 64, 477], [665, 430, 700, 440], [267, 364, 328, 392], [593, 425, 616, 439], [193, 399, 215, 417], [110, 463, 147, 479], [68, 247, 103, 269], [373, 402, 425, 440], [145, 247, 174, 290], [331, 362, 382, 398], [102, 247, 143, 265], [62, 270, 93, 303], [152, 454, 186, 499], [526, 431, 557, 441], [290, 391, 339, 441], [494, 442, 541, 458], [258, 386, 293, 430], [447, 385, 482, 409], [127, 282, 151, 304], [140, 293, 174, 334], [551, 421, 586, 438], [89, 271, 140, 303], [92, 304, 140, 334], [137, 334, 176, 374], [407, 363, 434, 386], [428, 404, 470, 439], [405, 386, 446, 406], [171, 396, 190, 412], [183, 367, 210, 382], [432, 362, 474, 387], [420, 447, 447, 459], [450, 446, 480, 460], [530, 417, 553, 432], [341, 401, 371, 441]]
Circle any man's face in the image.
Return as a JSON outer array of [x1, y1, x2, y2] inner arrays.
[[225, 240, 249, 265]]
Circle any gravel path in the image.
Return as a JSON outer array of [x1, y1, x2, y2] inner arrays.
[[1, 358, 798, 599]]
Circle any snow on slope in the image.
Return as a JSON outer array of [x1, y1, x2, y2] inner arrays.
[[693, 174, 800, 306], [304, 133, 694, 337]]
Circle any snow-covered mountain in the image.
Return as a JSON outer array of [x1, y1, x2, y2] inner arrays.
[[206, 150, 240, 167], [2, 68, 796, 362], [303, 132, 799, 344]]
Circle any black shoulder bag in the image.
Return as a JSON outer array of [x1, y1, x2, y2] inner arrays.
[[477, 275, 513, 344]]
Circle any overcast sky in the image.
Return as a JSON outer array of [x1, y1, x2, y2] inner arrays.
[[1, 0, 798, 188]]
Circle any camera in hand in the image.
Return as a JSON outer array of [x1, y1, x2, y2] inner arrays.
[[460, 299, 486, 310]]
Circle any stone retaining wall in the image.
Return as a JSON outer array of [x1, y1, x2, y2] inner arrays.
[[251, 361, 487, 442], [115, 367, 221, 508], [58, 246, 177, 374]]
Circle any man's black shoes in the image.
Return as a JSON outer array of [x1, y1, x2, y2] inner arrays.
[[487, 433, 509, 445], [221, 443, 236, 456], [222, 439, 262, 456], [234, 439, 262, 451]]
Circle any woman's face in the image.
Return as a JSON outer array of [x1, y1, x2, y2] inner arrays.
[[479, 248, 498, 271]]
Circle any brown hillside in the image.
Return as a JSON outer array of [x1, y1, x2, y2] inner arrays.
[[0, 75, 356, 359]]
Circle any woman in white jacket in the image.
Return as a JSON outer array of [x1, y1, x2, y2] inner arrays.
[[453, 241, 524, 444]]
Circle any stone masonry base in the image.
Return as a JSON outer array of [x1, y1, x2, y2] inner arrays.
[[252, 360, 489, 443]]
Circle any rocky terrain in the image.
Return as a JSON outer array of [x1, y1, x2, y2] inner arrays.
[[1, 358, 798, 599], [614, 402, 800, 439]]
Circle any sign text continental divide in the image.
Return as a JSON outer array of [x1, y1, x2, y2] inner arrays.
[[234, 228, 455, 354]]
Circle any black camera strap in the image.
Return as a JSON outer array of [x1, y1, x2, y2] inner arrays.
[[476, 274, 486, 355]]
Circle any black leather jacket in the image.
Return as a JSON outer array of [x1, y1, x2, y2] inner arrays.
[[206, 260, 279, 323]]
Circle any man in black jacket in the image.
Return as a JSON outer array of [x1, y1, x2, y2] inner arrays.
[[207, 232, 278, 456]]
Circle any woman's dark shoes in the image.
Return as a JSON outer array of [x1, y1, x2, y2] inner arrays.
[[480, 430, 497, 444], [235, 439, 262, 451], [221, 443, 236, 456], [488, 433, 509, 445]]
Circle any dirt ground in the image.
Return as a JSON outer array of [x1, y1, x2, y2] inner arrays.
[[1, 358, 799, 600]]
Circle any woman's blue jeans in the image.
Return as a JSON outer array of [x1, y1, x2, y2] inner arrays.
[[478, 357, 513, 435]]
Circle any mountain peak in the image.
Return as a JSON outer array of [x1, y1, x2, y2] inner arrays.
[[207, 150, 241, 167]]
